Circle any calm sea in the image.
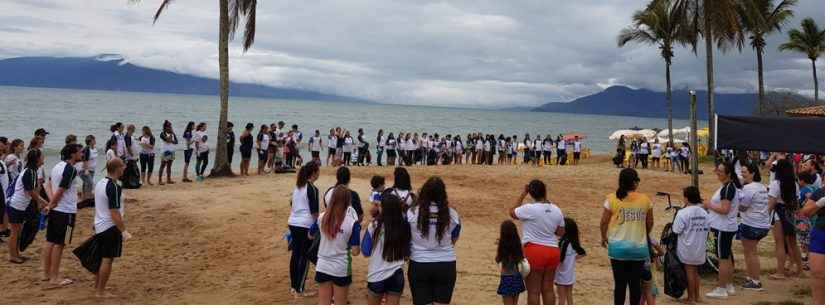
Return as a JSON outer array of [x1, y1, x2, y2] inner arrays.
[[0, 86, 700, 172]]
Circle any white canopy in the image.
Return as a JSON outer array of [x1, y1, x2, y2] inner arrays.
[[656, 127, 692, 143], [609, 129, 657, 140]]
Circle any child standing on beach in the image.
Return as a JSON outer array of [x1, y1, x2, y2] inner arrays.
[[496, 220, 527, 305], [315, 186, 361, 305], [673, 186, 709, 304], [361, 193, 411, 305], [369, 175, 385, 218], [555, 217, 586, 305]]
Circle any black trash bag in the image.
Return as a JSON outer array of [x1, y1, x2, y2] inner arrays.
[[18, 203, 40, 252], [121, 160, 141, 189], [73, 235, 103, 274], [306, 231, 321, 265], [661, 223, 687, 299]]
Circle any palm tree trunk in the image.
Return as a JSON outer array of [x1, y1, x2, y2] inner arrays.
[[666, 61, 674, 145], [704, 13, 716, 154], [210, 0, 233, 177], [814, 59, 820, 104], [757, 45, 765, 114]]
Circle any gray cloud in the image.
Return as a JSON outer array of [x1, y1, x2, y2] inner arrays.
[[1, 0, 823, 108]]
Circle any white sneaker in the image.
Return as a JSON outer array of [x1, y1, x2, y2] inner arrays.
[[727, 284, 736, 295], [706, 287, 729, 299]]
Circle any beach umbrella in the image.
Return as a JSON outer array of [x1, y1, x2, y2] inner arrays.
[[563, 133, 587, 141], [609, 129, 656, 140]]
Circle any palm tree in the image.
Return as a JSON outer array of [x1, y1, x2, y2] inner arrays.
[[677, 0, 743, 152], [618, 0, 693, 145], [151, 0, 258, 177], [738, 0, 797, 114], [779, 18, 825, 103]]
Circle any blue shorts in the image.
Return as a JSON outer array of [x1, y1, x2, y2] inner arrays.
[[368, 268, 405, 296], [738, 223, 770, 241], [811, 228, 825, 255], [6, 205, 28, 224], [497, 272, 526, 297], [315, 271, 351, 287]]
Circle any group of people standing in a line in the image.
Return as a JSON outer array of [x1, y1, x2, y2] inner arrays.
[[1, 129, 130, 297], [615, 135, 693, 173]]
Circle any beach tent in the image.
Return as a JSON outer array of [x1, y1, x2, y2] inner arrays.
[[716, 115, 825, 154], [656, 127, 709, 143], [609, 129, 656, 140]]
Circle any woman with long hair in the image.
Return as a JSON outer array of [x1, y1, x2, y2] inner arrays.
[[769, 159, 804, 278], [362, 193, 411, 305], [407, 177, 461, 305], [193, 122, 209, 181], [287, 162, 320, 297], [376, 129, 385, 167], [256, 125, 270, 175], [704, 162, 741, 299], [238, 123, 254, 176], [509, 180, 565, 305], [181, 121, 195, 182], [599, 168, 653, 305], [315, 186, 361, 305], [138, 126, 156, 186], [158, 121, 178, 185], [738, 162, 771, 291], [6, 149, 48, 264], [386, 133, 397, 167], [4, 139, 25, 181]]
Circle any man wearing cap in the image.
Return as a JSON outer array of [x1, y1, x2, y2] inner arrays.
[[42, 143, 83, 286]]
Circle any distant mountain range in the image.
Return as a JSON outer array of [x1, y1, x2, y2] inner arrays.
[[0, 55, 370, 103], [533, 86, 809, 119]]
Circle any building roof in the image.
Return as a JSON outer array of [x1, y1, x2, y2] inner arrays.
[[786, 105, 825, 117]]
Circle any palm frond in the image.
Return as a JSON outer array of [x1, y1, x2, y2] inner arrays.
[[228, 0, 258, 51], [153, 0, 174, 24]]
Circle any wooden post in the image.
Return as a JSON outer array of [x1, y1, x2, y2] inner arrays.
[[690, 91, 699, 188]]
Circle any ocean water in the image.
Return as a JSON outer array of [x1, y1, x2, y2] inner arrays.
[[0, 86, 701, 172]]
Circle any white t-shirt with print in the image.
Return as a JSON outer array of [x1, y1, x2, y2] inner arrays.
[[407, 205, 461, 263], [514, 202, 564, 247], [672, 205, 709, 265], [362, 222, 405, 283], [194, 131, 209, 154], [316, 207, 361, 277], [708, 182, 740, 232], [739, 182, 772, 229]]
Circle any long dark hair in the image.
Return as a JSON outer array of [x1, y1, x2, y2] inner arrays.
[[322, 186, 351, 239], [24, 149, 42, 170], [743, 161, 762, 183], [561, 217, 581, 248], [373, 193, 411, 262], [415, 177, 450, 241], [495, 220, 523, 269], [616, 168, 639, 200], [296, 162, 319, 187], [718, 161, 742, 189], [393, 167, 412, 191], [185, 121, 195, 133], [775, 159, 799, 209]]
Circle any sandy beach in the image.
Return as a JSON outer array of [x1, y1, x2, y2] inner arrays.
[[0, 157, 812, 305]]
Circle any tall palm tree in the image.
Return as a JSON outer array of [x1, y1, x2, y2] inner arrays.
[[677, 0, 743, 152], [739, 0, 797, 114], [779, 18, 825, 103], [618, 0, 694, 144], [151, 0, 258, 177]]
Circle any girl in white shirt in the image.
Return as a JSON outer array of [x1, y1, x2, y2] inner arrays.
[[193, 122, 209, 181], [139, 126, 156, 186], [769, 159, 804, 278], [4, 139, 24, 181], [362, 192, 411, 305], [316, 186, 361, 305], [342, 131, 354, 166], [738, 162, 771, 290], [673, 186, 709, 303], [288, 163, 320, 296]]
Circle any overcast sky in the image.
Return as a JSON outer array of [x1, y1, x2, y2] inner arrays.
[[1, 0, 823, 108]]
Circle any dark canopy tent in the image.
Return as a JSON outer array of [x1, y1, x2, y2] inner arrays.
[[716, 115, 825, 154]]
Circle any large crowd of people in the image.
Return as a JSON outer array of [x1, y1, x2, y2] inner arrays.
[[2, 124, 825, 305]]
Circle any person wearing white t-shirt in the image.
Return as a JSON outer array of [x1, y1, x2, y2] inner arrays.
[[157, 120, 179, 185], [573, 136, 583, 165], [315, 186, 361, 305], [288, 163, 320, 296], [257, 125, 271, 174], [361, 193, 410, 305], [309, 130, 323, 164], [342, 132, 354, 166], [193, 122, 209, 181], [704, 162, 741, 299], [768, 159, 804, 279], [43, 144, 83, 286], [6, 149, 48, 264], [672, 186, 709, 303], [90, 157, 130, 298], [650, 140, 661, 169], [555, 217, 586, 305], [738, 163, 771, 291], [138, 126, 156, 186], [407, 177, 461, 305], [510, 180, 565, 305]]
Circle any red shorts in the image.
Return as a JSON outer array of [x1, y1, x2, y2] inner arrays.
[[523, 243, 561, 269]]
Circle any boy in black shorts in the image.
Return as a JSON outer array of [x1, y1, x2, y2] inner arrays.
[[93, 158, 131, 298], [43, 144, 83, 286]]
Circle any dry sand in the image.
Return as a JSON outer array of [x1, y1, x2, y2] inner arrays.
[[1, 157, 812, 305]]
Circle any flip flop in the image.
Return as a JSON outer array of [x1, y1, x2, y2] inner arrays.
[[52, 278, 74, 287], [8, 258, 25, 264]]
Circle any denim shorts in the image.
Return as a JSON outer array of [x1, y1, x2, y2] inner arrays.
[[368, 268, 405, 296], [737, 223, 770, 241]]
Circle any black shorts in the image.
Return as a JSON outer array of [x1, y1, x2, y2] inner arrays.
[[712, 228, 736, 260], [408, 261, 456, 305], [328, 148, 336, 156], [46, 210, 75, 245], [368, 268, 405, 297], [258, 150, 268, 162], [6, 205, 28, 224], [773, 205, 796, 236], [573, 152, 581, 160], [311, 151, 320, 159], [240, 147, 252, 159], [315, 271, 352, 287], [97, 226, 123, 258], [387, 150, 397, 158], [184, 149, 194, 163]]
